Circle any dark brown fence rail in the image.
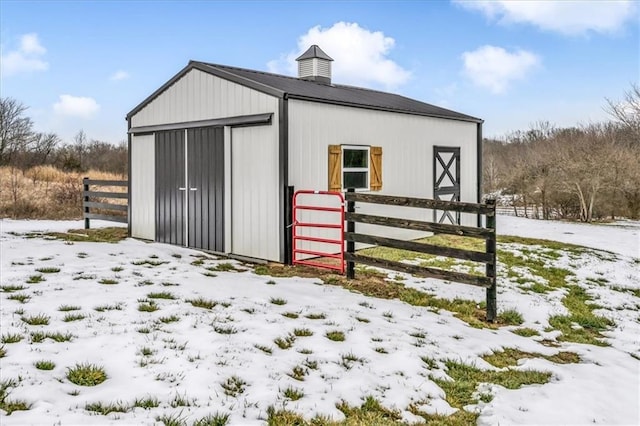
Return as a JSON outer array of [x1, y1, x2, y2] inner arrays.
[[83, 178, 128, 229], [344, 190, 497, 321]]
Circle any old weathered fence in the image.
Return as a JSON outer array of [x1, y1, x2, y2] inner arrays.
[[82, 178, 128, 229], [344, 190, 497, 321]]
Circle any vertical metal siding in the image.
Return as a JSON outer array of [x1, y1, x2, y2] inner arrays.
[[287, 100, 478, 239], [130, 69, 279, 128], [130, 134, 155, 240], [155, 130, 186, 246], [231, 125, 280, 261]]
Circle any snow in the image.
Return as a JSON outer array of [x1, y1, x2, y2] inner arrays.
[[0, 216, 639, 425]]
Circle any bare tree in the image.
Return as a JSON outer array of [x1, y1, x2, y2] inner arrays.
[[606, 83, 640, 140], [0, 98, 34, 165]]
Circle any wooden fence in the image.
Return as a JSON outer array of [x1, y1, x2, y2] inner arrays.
[[82, 178, 128, 229], [344, 190, 498, 321]]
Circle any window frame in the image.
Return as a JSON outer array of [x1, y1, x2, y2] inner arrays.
[[341, 145, 370, 191]]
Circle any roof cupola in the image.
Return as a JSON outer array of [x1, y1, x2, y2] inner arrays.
[[295, 45, 333, 85]]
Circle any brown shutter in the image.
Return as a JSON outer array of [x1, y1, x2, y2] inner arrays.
[[328, 145, 342, 191], [370, 146, 382, 191]]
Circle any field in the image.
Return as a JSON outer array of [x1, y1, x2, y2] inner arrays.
[[0, 166, 125, 220], [0, 216, 638, 425]]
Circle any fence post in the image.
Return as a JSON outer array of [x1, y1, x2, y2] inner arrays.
[[485, 198, 497, 322], [83, 177, 90, 230], [284, 185, 295, 265], [346, 188, 355, 279]]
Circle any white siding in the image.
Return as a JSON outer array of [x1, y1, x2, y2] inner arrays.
[[231, 126, 280, 262], [130, 134, 155, 240], [288, 100, 479, 248], [130, 68, 281, 262], [130, 69, 279, 128]]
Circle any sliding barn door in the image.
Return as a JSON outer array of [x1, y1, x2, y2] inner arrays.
[[433, 146, 461, 224]]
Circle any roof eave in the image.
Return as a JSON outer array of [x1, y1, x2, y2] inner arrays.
[[286, 94, 483, 124]]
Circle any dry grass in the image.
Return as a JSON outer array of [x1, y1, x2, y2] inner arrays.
[[0, 166, 127, 219]]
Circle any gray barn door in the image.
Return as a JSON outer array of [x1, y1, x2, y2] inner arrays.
[[433, 146, 461, 224], [155, 127, 224, 252]]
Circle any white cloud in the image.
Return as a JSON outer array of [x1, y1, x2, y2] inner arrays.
[[109, 70, 130, 81], [53, 95, 100, 119], [461, 45, 540, 94], [454, 0, 637, 36], [1, 33, 49, 77], [267, 22, 411, 89]]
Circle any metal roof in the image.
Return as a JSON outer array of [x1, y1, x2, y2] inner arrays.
[[127, 61, 482, 123], [295, 45, 334, 61]]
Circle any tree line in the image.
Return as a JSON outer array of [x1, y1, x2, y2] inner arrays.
[[0, 98, 127, 176], [483, 84, 640, 221]]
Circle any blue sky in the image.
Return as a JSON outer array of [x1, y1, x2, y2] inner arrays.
[[1, 0, 638, 144]]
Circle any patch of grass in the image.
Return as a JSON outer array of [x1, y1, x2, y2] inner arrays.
[[281, 312, 299, 319], [7, 293, 30, 303], [340, 352, 366, 370], [73, 274, 96, 280], [432, 359, 551, 409], [22, 314, 50, 326], [0, 346, 5, 358], [304, 312, 326, 320], [274, 334, 296, 350], [67, 363, 107, 386], [498, 309, 524, 326], [46, 227, 127, 243], [138, 301, 159, 312], [1, 285, 27, 292], [325, 330, 345, 342], [193, 413, 230, 426], [293, 328, 313, 337], [409, 404, 480, 425], [270, 297, 287, 305], [220, 375, 246, 397], [58, 304, 81, 312], [35, 267, 60, 273], [170, 392, 195, 408], [159, 315, 180, 324], [511, 327, 540, 337], [186, 297, 217, 310], [282, 386, 304, 401], [133, 396, 160, 409], [336, 395, 403, 423], [34, 360, 56, 370], [483, 348, 580, 368], [287, 365, 308, 381], [131, 259, 169, 267], [85, 401, 130, 415], [610, 285, 640, 298], [156, 412, 187, 426], [212, 262, 240, 272], [254, 344, 273, 355], [549, 285, 615, 346], [63, 313, 85, 322], [99, 278, 119, 285], [355, 316, 370, 323], [265, 279, 276, 285], [94, 303, 122, 312], [147, 291, 176, 300], [213, 325, 237, 335], [1, 333, 23, 344], [0, 378, 31, 415], [30, 331, 73, 343], [26, 275, 45, 284], [374, 347, 388, 354], [302, 358, 318, 370], [111, 266, 124, 272]]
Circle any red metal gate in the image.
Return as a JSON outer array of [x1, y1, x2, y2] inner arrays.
[[292, 190, 345, 274]]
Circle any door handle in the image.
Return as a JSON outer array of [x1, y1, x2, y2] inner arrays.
[[178, 187, 186, 191], [189, 188, 198, 191]]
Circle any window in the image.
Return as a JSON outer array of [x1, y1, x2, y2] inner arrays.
[[328, 145, 382, 192], [342, 146, 369, 190]]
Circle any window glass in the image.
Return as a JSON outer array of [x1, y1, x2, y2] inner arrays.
[[343, 149, 368, 168], [343, 171, 368, 189]]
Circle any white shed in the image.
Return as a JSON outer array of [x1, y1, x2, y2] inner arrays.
[[127, 45, 483, 263]]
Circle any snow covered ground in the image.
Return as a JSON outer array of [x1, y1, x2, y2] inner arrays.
[[0, 216, 638, 425]]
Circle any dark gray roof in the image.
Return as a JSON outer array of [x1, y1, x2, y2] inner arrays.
[[296, 45, 333, 61], [127, 61, 482, 123]]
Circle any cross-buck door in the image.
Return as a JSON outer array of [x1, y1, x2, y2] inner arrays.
[[155, 127, 224, 252], [433, 146, 461, 224]]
